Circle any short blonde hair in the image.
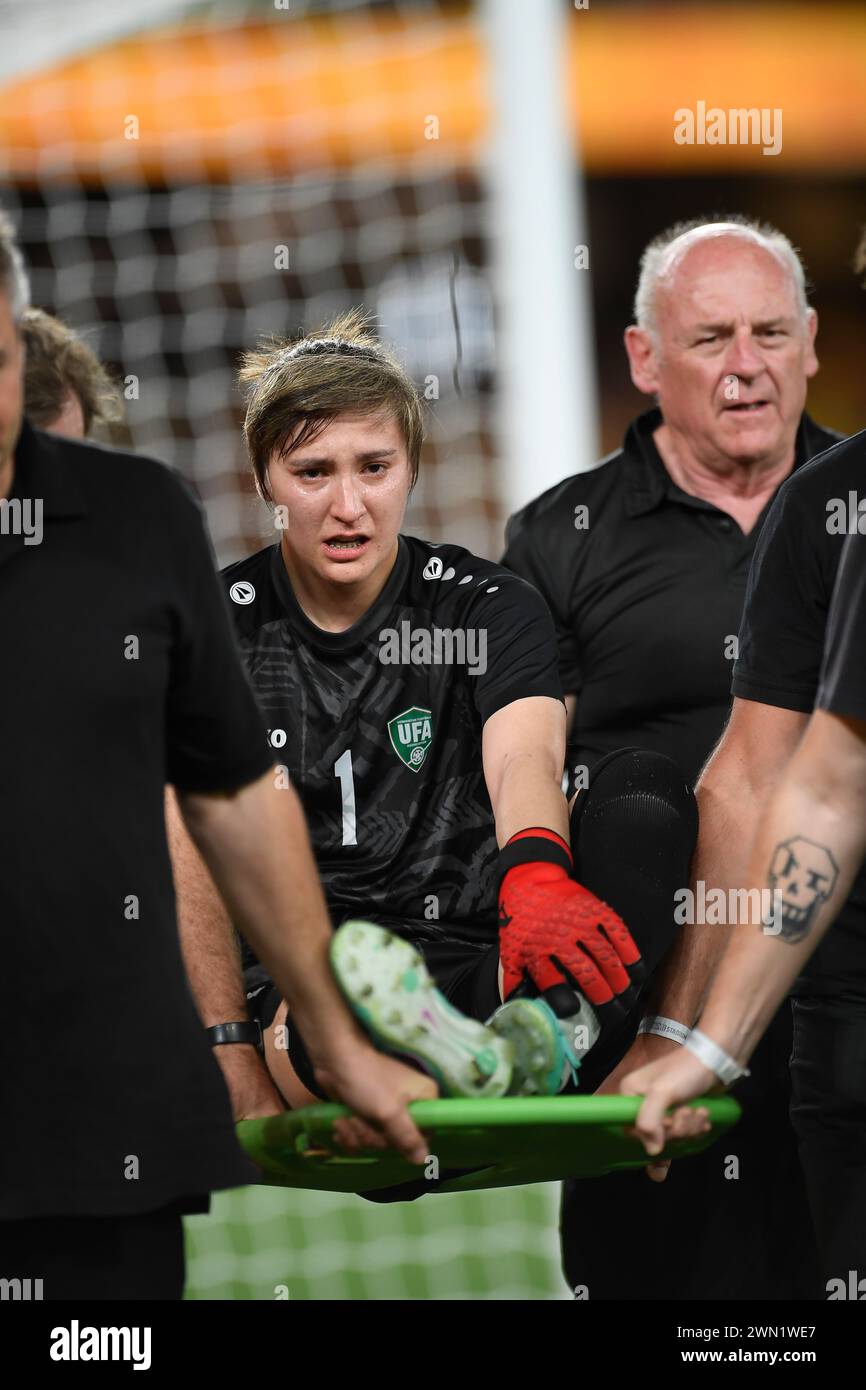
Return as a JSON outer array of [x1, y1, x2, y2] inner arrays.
[[239, 309, 423, 501]]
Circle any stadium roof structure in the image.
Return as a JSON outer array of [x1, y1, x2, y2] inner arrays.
[[1, 1, 865, 180]]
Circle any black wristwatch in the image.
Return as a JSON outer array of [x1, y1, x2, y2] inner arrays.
[[206, 1021, 264, 1056]]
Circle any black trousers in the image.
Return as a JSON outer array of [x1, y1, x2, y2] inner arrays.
[[790, 994, 866, 1287], [0, 1206, 186, 1300], [560, 752, 821, 1301]]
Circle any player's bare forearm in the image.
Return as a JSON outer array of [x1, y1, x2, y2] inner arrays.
[[177, 771, 367, 1066], [699, 709, 866, 1065], [167, 787, 251, 1027], [490, 751, 569, 845], [646, 700, 808, 1026], [168, 785, 285, 1119], [482, 695, 569, 845]]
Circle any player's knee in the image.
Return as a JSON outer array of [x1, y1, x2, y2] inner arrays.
[[575, 747, 697, 849]]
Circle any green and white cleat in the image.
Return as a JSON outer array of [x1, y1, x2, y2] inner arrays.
[[487, 996, 579, 1096], [330, 920, 515, 1099]]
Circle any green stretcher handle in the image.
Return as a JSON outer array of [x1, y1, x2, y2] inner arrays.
[[238, 1094, 741, 1196]]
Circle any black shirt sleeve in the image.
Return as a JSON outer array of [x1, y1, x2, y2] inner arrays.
[[502, 508, 582, 693], [162, 479, 273, 792], [466, 572, 565, 725], [817, 529, 866, 721], [732, 479, 828, 713]]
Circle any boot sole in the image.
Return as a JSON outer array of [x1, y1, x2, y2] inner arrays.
[[330, 920, 515, 1099]]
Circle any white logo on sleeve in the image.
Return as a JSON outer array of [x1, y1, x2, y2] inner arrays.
[[229, 581, 256, 605], [423, 557, 443, 580]]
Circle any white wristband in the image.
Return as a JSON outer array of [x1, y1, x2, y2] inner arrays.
[[637, 1015, 690, 1046], [684, 1027, 750, 1085]]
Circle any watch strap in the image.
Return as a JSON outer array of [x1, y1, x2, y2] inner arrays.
[[206, 1021, 264, 1054]]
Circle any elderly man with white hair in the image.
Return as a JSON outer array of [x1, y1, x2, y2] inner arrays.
[[504, 215, 840, 1301]]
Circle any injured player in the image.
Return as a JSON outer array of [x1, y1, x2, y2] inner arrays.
[[169, 312, 704, 1157]]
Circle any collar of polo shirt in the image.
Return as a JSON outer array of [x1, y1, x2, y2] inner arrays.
[[621, 406, 827, 520], [11, 418, 91, 518]]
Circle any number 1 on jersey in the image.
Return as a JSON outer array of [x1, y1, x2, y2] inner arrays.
[[333, 749, 357, 846]]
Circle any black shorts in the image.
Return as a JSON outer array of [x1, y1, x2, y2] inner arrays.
[[245, 934, 501, 1100]]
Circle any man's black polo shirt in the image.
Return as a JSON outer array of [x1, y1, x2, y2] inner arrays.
[[0, 421, 272, 1219], [818, 527, 866, 722], [733, 427, 866, 998], [503, 407, 839, 787]]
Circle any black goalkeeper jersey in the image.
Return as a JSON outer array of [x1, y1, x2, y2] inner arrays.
[[222, 534, 564, 962]]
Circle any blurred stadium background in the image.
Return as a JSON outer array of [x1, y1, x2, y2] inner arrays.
[[2, 0, 864, 1298]]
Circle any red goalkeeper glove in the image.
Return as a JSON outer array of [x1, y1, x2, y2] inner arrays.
[[498, 827, 644, 1019]]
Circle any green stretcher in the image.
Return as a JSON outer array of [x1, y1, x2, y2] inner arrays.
[[237, 1094, 741, 1196]]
